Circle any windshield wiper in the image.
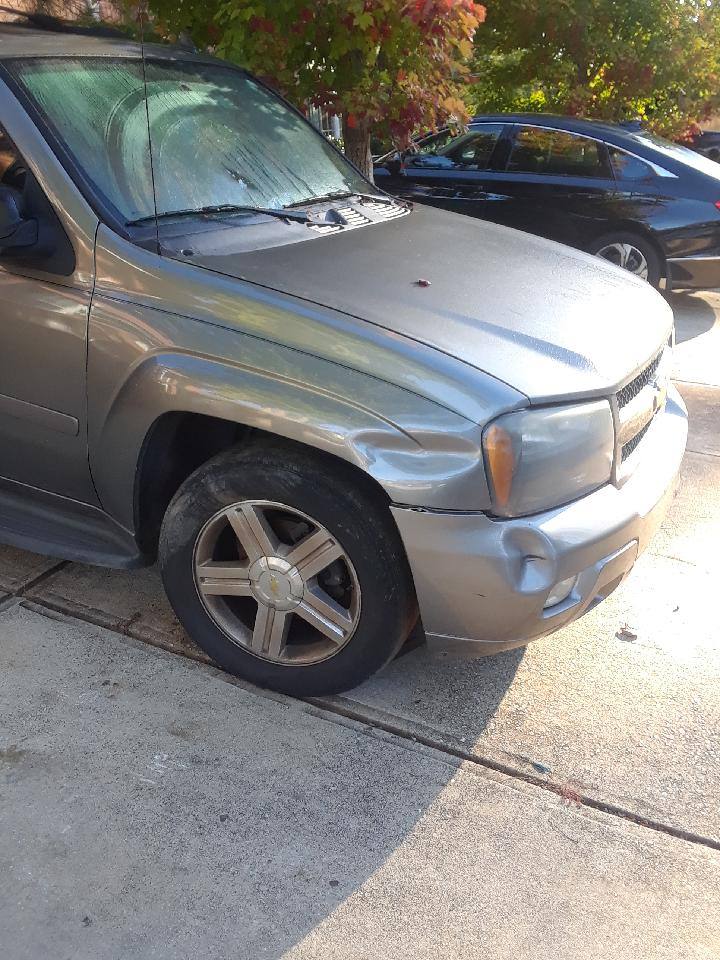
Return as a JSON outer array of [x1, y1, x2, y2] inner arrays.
[[285, 190, 397, 208], [126, 203, 311, 227]]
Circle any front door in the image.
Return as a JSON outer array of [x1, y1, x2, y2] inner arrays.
[[0, 118, 95, 502], [393, 123, 508, 220]]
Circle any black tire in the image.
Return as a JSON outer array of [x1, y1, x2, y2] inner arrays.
[[587, 231, 662, 288], [159, 440, 418, 697]]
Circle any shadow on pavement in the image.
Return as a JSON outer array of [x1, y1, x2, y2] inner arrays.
[[347, 639, 527, 747], [670, 291, 718, 343]]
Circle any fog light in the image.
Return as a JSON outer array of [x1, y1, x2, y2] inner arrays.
[[544, 575, 578, 609]]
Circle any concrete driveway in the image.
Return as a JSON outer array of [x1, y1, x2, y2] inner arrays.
[[2, 291, 719, 958]]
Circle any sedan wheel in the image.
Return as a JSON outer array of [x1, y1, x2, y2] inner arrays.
[[594, 241, 649, 280], [193, 499, 361, 665], [588, 232, 661, 288]]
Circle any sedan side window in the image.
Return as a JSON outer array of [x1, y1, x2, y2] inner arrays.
[[508, 127, 609, 178], [408, 124, 504, 170], [414, 128, 459, 157], [608, 146, 654, 181], [443, 125, 505, 169]]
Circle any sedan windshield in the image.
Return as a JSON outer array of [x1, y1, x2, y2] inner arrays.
[[5, 57, 367, 224]]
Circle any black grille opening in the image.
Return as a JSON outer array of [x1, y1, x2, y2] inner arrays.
[[617, 352, 662, 409], [622, 420, 653, 461]]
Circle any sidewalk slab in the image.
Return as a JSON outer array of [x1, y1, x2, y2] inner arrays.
[[1, 604, 718, 960], [25, 561, 207, 663], [0, 545, 62, 594], [675, 382, 720, 457], [649, 451, 720, 572], [672, 291, 720, 386], [338, 547, 720, 844]]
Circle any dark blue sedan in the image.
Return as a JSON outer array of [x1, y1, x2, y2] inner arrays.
[[374, 113, 720, 290]]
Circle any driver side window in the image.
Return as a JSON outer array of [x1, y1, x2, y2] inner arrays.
[[0, 120, 74, 277], [0, 124, 27, 191]]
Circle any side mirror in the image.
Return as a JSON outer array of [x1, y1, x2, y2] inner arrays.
[[0, 186, 38, 250]]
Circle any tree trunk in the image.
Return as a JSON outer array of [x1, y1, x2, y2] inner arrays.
[[342, 117, 373, 183]]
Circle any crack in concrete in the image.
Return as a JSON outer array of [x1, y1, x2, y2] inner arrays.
[[306, 696, 720, 854], [4, 559, 69, 599]]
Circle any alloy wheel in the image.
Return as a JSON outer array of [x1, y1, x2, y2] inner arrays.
[[193, 500, 361, 665], [595, 241, 649, 280]]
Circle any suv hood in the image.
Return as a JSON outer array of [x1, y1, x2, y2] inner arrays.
[[185, 204, 672, 402]]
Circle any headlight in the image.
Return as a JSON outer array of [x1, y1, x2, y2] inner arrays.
[[482, 400, 614, 518]]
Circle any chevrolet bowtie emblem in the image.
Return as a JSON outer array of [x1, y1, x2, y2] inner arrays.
[[652, 377, 667, 413], [269, 575, 279, 595]]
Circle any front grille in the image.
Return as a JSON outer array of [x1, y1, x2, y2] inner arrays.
[[617, 351, 662, 409], [615, 345, 670, 466], [621, 419, 653, 461]]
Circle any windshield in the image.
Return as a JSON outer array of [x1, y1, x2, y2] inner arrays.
[[629, 129, 720, 181], [6, 57, 368, 224]]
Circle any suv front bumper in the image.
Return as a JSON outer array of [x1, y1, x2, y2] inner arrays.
[[391, 386, 688, 656]]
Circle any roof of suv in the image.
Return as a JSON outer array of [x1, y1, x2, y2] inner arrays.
[[0, 23, 207, 62]]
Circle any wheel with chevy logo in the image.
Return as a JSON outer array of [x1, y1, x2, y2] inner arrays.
[[159, 440, 418, 696]]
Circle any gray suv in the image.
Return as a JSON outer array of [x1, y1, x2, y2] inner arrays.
[[0, 24, 687, 695]]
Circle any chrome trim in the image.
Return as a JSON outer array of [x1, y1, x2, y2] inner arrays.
[[667, 254, 720, 264]]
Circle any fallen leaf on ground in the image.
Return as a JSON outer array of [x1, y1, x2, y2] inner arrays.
[[558, 784, 583, 805]]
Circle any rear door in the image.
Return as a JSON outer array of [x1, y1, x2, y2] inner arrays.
[[480, 124, 618, 248], [391, 123, 508, 219], [606, 145, 662, 223]]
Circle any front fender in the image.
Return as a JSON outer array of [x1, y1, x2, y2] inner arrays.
[[88, 295, 496, 531]]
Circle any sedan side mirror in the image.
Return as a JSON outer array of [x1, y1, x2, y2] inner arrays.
[[0, 185, 38, 250]]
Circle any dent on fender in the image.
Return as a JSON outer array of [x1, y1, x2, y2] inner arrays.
[[85, 225, 523, 532], [87, 298, 495, 530]]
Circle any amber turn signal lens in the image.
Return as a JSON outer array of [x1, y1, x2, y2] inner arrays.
[[484, 423, 516, 509]]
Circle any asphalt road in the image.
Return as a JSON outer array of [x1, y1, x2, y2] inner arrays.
[[1, 289, 719, 958]]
